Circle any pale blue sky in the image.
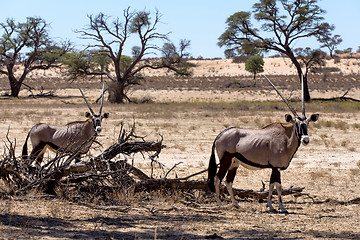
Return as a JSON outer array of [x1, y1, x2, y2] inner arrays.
[[1, 0, 359, 58]]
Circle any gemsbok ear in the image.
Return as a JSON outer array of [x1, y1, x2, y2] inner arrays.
[[85, 112, 92, 118], [285, 114, 293, 122], [310, 113, 319, 122], [103, 112, 109, 118]]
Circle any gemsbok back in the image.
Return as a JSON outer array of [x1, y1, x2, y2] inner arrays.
[[22, 85, 109, 166], [208, 75, 319, 213]]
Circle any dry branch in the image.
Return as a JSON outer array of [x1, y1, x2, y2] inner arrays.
[[312, 88, 360, 102], [92, 140, 164, 164], [312, 197, 360, 205], [133, 178, 305, 200], [40, 131, 162, 194]]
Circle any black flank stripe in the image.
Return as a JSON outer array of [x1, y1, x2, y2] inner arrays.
[[46, 142, 60, 151], [233, 152, 271, 169]]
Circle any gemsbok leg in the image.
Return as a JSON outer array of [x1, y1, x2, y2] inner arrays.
[[28, 142, 47, 167], [214, 152, 240, 207], [267, 168, 288, 213], [214, 152, 232, 206]]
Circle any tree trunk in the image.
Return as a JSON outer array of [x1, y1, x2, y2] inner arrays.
[[288, 54, 311, 102], [302, 75, 311, 102], [9, 75, 22, 97], [108, 81, 126, 103]]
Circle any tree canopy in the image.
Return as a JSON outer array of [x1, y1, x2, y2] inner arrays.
[[294, 47, 326, 78], [218, 0, 341, 101]]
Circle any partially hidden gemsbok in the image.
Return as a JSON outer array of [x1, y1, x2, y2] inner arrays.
[[208, 75, 319, 213], [22, 85, 109, 167]]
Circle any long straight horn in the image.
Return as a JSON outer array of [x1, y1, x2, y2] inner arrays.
[[99, 83, 105, 115], [78, 86, 95, 116], [301, 73, 305, 117], [264, 75, 299, 117]]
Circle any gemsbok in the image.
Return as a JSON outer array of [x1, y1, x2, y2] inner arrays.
[[22, 85, 109, 166], [208, 75, 319, 213]]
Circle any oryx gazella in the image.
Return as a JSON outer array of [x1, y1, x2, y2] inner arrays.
[[208, 76, 319, 213], [22, 85, 109, 166]]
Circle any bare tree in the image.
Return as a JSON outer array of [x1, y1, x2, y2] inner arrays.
[[68, 8, 191, 103], [0, 17, 71, 97], [218, 0, 340, 101]]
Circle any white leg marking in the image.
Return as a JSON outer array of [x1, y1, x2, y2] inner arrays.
[[275, 183, 288, 213], [267, 183, 276, 212], [214, 175, 222, 206], [230, 158, 240, 169], [225, 181, 239, 208]]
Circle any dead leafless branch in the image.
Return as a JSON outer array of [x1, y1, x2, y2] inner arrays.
[[312, 88, 360, 102]]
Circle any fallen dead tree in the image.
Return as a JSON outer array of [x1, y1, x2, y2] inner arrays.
[[312, 88, 360, 102], [133, 178, 305, 200]]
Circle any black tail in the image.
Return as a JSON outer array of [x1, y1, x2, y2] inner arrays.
[[208, 141, 217, 192], [22, 132, 30, 160]]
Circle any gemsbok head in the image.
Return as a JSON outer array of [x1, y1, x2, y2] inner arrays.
[[22, 85, 109, 166], [208, 75, 319, 213]]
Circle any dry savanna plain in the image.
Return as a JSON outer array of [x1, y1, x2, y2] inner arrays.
[[0, 57, 360, 239]]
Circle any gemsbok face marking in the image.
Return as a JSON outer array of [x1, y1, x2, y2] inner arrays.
[[22, 85, 109, 166], [208, 75, 319, 213]]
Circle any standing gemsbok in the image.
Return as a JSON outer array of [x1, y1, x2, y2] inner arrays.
[[208, 75, 319, 213], [22, 85, 109, 166]]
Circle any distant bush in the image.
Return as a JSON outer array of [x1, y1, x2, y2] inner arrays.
[[312, 67, 341, 74], [232, 56, 248, 63], [245, 55, 264, 81]]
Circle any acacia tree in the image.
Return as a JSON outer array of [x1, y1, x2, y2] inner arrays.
[[218, 0, 340, 101], [317, 28, 342, 58], [68, 8, 191, 103], [295, 48, 326, 77], [0, 17, 70, 97]]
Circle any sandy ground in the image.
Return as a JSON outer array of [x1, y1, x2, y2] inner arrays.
[[0, 87, 360, 239], [140, 57, 360, 77], [1, 88, 359, 169], [0, 57, 360, 239], [130, 88, 360, 102], [6, 55, 360, 81]]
